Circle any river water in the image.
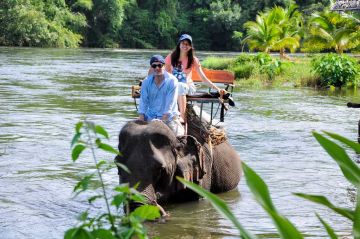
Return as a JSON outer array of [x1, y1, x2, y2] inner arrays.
[[0, 47, 358, 239]]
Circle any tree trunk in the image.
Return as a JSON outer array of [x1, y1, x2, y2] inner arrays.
[[279, 48, 292, 60]]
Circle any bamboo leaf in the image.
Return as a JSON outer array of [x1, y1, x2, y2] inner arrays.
[[316, 213, 338, 239], [242, 162, 276, 212], [243, 163, 303, 239], [95, 125, 109, 139], [313, 132, 360, 186], [177, 177, 257, 239], [324, 131, 360, 154], [354, 187, 360, 239], [71, 144, 86, 161], [294, 193, 354, 220]]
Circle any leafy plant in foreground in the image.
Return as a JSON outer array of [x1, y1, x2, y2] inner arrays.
[[178, 131, 360, 238], [67, 120, 160, 239]]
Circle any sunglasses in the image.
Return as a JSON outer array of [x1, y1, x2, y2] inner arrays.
[[151, 63, 164, 69]]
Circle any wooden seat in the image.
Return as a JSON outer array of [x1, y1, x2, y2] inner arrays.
[[131, 68, 235, 99], [131, 68, 235, 123]]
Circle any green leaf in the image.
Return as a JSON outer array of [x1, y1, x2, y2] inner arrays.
[[111, 193, 127, 209], [64, 228, 78, 239], [294, 193, 354, 220], [74, 175, 94, 193], [131, 205, 161, 221], [95, 125, 109, 139], [88, 195, 102, 204], [77, 211, 89, 222], [242, 163, 303, 239], [130, 193, 147, 204], [96, 160, 107, 169], [316, 213, 338, 239], [91, 229, 115, 239], [97, 143, 120, 155], [177, 177, 256, 239], [72, 228, 94, 239], [114, 161, 130, 174], [114, 184, 131, 193], [324, 131, 360, 154], [64, 227, 94, 239], [72, 144, 86, 161], [71, 133, 82, 148], [354, 187, 360, 239], [313, 132, 360, 186], [75, 122, 83, 134]]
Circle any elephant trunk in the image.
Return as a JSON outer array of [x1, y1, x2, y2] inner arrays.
[[129, 183, 169, 217]]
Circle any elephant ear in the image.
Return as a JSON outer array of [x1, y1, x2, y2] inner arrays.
[[176, 135, 206, 184]]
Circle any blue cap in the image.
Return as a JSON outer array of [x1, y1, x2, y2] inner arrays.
[[178, 34, 192, 44], [150, 55, 165, 65]]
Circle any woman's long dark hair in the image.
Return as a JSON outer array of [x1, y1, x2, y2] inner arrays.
[[171, 40, 194, 70]]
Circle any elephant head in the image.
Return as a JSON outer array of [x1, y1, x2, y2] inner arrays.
[[115, 120, 205, 214]]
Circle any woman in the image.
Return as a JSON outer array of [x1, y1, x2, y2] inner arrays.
[[164, 34, 224, 123]]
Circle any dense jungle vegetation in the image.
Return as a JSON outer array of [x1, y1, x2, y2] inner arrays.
[[0, 0, 344, 51]]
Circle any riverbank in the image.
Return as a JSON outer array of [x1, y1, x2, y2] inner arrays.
[[202, 54, 360, 89]]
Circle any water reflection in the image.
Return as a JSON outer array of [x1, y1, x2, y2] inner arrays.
[[0, 47, 357, 239]]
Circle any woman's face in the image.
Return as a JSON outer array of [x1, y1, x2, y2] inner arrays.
[[179, 40, 192, 53]]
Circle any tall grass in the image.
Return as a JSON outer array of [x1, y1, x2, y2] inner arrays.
[[202, 56, 234, 70]]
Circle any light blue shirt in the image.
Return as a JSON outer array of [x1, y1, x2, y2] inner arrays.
[[138, 72, 179, 121]]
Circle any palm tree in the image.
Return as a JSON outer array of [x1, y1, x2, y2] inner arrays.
[[305, 10, 360, 53], [242, 4, 303, 59], [242, 11, 279, 53], [269, 4, 303, 59]]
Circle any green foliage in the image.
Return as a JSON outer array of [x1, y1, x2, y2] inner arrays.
[[256, 53, 283, 81], [311, 53, 359, 87], [304, 11, 360, 53], [202, 56, 234, 70], [68, 120, 160, 239], [232, 64, 255, 79], [0, 0, 86, 47], [242, 4, 302, 56], [179, 130, 360, 238]]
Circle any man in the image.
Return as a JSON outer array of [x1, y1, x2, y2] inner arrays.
[[138, 55, 184, 136]]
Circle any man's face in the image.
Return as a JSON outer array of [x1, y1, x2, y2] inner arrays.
[[151, 61, 164, 76]]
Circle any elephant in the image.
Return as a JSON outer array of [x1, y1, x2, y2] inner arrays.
[[115, 104, 242, 215]]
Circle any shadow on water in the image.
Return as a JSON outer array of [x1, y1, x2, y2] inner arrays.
[[0, 47, 358, 239]]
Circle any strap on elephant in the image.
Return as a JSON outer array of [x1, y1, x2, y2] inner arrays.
[[177, 135, 206, 182]]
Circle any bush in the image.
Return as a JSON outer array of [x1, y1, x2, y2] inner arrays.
[[311, 53, 359, 87], [232, 54, 257, 66], [202, 56, 234, 70], [255, 52, 273, 66], [232, 64, 255, 79]]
